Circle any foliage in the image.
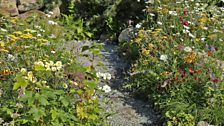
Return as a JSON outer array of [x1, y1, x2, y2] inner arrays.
[[0, 15, 107, 125], [120, 0, 224, 125], [66, 0, 146, 39]]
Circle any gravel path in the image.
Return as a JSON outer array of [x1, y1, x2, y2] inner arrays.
[[95, 42, 162, 126], [63, 40, 162, 126]]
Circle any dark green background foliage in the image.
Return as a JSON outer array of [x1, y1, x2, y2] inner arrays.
[[62, 0, 146, 39]]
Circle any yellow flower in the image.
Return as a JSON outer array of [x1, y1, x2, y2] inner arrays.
[[8, 34, 19, 41], [20, 33, 34, 39], [184, 52, 197, 64], [142, 48, 150, 56], [0, 41, 5, 47], [13, 31, 23, 35], [147, 43, 154, 49], [0, 48, 9, 53]]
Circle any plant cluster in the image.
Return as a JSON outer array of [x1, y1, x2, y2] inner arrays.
[[120, 0, 224, 125], [0, 14, 107, 125]]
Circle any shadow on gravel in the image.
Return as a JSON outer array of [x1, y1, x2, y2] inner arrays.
[[101, 42, 163, 126]]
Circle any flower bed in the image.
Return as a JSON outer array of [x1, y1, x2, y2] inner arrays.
[[0, 16, 106, 125], [120, 0, 224, 125]]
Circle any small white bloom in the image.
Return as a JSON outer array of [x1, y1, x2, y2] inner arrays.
[[48, 20, 57, 25], [149, 13, 155, 16], [63, 83, 68, 89], [135, 24, 141, 28], [169, 11, 177, 16], [21, 68, 27, 73], [49, 61, 54, 66], [170, 25, 175, 28], [51, 67, 57, 71], [157, 21, 163, 25], [184, 25, 190, 29], [160, 55, 168, 61], [201, 38, 205, 41], [51, 50, 56, 54], [0, 28, 7, 32], [184, 46, 192, 52], [102, 85, 111, 93], [96, 72, 103, 78], [46, 14, 51, 18], [188, 33, 195, 38], [105, 73, 112, 80], [27, 71, 33, 78], [37, 34, 42, 37], [7, 54, 15, 61]]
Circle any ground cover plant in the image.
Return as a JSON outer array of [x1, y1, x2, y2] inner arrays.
[[120, 0, 224, 125], [0, 15, 108, 125]]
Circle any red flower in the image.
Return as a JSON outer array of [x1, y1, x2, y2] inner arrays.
[[175, 75, 179, 80], [189, 68, 193, 71], [194, 77, 201, 81], [212, 79, 219, 83], [183, 21, 188, 26]]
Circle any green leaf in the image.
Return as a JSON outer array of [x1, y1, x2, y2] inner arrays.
[[50, 109, 58, 120], [83, 80, 96, 89], [13, 76, 28, 90], [59, 96, 70, 107], [29, 106, 46, 122]]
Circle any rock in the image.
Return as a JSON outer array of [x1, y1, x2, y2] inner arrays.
[[17, 10, 46, 19], [197, 121, 215, 126], [18, 0, 44, 12], [118, 27, 135, 43], [0, 0, 19, 16], [50, 5, 60, 18]]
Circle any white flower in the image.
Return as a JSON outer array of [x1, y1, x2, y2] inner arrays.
[[35, 61, 44, 67], [137, 0, 140, 2], [7, 54, 15, 61], [48, 20, 57, 25], [0, 28, 7, 32], [27, 71, 33, 78], [170, 25, 175, 28], [157, 21, 163, 25], [105, 73, 112, 80], [55, 61, 62, 70], [149, 13, 155, 16], [135, 24, 141, 28], [46, 14, 51, 18], [184, 46, 192, 52], [51, 50, 56, 54], [188, 33, 195, 38], [37, 34, 42, 37], [160, 55, 168, 61], [51, 67, 57, 71], [49, 61, 54, 66], [21, 68, 27, 73], [201, 38, 205, 41], [169, 11, 177, 16], [102, 85, 111, 93], [96, 72, 103, 78], [63, 83, 68, 89]]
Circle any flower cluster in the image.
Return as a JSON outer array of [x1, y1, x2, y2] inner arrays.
[[96, 72, 112, 80], [34, 60, 63, 72]]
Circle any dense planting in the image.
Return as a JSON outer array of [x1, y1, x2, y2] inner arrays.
[[120, 0, 224, 125], [0, 15, 109, 125]]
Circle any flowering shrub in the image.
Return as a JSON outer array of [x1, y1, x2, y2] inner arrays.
[[120, 0, 224, 125], [0, 16, 107, 125]]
